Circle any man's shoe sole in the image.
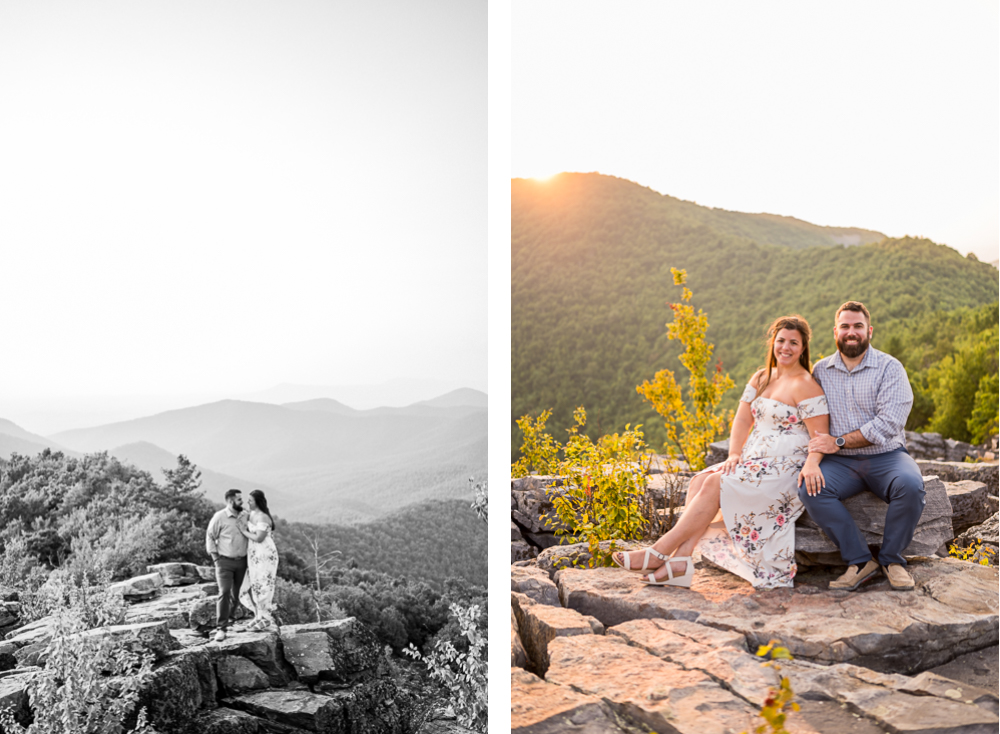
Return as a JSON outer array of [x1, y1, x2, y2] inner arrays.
[[830, 567, 881, 591]]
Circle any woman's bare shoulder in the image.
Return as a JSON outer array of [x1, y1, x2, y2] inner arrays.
[[795, 372, 825, 400], [749, 369, 767, 390]]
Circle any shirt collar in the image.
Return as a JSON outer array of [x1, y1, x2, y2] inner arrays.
[[225, 505, 242, 519], [828, 345, 877, 373]]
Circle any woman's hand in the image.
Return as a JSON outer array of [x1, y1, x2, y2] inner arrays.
[[798, 460, 825, 497], [721, 454, 741, 475]]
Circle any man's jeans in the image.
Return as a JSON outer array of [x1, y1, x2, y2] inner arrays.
[[798, 447, 925, 567], [215, 555, 248, 629]]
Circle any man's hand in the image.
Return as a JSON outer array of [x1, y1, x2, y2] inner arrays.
[[808, 433, 840, 455], [798, 460, 825, 497]]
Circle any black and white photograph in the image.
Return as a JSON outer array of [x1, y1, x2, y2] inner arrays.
[[509, 3, 999, 733], [0, 2, 486, 732]]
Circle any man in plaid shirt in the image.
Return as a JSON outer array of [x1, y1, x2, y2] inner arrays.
[[798, 301, 925, 592]]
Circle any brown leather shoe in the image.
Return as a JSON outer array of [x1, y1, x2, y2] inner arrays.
[[829, 560, 881, 590], [881, 563, 914, 591]]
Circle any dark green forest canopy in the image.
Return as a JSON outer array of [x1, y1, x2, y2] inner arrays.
[[512, 172, 999, 453]]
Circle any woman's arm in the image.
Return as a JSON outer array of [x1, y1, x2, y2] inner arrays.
[[721, 399, 755, 474], [799, 412, 829, 496]]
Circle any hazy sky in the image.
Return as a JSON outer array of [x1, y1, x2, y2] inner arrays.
[[512, 1, 999, 262], [0, 1, 486, 416]]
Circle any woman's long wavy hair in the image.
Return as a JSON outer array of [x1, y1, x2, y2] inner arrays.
[[250, 489, 275, 531], [758, 315, 813, 394]]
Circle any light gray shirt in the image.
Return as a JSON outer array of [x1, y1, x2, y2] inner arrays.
[[812, 346, 912, 456], [206, 506, 249, 559]]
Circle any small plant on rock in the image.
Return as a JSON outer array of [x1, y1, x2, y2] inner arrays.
[[948, 538, 997, 566], [512, 409, 560, 477], [0, 575, 155, 734], [550, 407, 649, 567], [743, 640, 799, 734], [404, 603, 486, 733], [636, 268, 735, 471]]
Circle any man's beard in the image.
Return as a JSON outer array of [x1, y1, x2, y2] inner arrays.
[[838, 333, 869, 359]]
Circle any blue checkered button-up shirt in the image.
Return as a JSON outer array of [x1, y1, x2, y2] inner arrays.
[[812, 346, 912, 456]]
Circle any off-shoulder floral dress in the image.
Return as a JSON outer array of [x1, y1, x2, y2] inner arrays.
[[239, 519, 279, 626], [696, 384, 829, 588]]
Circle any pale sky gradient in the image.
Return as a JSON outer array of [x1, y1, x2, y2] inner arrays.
[[513, 1, 999, 263], [0, 1, 486, 422]]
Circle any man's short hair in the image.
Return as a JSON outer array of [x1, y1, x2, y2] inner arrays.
[[224, 488, 242, 501], [835, 301, 871, 324]]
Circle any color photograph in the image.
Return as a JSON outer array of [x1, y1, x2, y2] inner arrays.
[[510, 4, 999, 733]]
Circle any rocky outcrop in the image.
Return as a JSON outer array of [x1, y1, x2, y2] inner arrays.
[[0, 562, 465, 734], [510, 559, 1000, 734]]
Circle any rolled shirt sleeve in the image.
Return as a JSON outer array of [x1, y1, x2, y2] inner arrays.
[[858, 360, 913, 447], [206, 512, 220, 558]]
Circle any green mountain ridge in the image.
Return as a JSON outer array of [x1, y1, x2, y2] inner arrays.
[[512, 172, 998, 451]]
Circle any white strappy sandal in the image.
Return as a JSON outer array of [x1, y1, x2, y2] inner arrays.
[[640, 556, 694, 587], [612, 546, 668, 572]]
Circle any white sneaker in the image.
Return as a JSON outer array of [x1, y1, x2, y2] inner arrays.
[[214, 629, 227, 642]]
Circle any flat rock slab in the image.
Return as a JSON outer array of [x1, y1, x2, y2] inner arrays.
[[193, 707, 271, 734], [224, 690, 342, 732], [546, 634, 758, 734], [796, 475, 953, 556], [597, 618, 998, 734], [109, 571, 164, 598], [147, 562, 203, 586], [556, 557, 998, 674], [511, 667, 623, 734]]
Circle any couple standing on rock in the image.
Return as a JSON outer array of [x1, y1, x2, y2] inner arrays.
[[205, 488, 280, 641], [614, 300, 925, 593]]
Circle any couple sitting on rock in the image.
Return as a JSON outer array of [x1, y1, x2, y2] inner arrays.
[[614, 301, 925, 593]]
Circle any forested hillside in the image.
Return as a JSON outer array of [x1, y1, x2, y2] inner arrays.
[[512, 173, 999, 452]]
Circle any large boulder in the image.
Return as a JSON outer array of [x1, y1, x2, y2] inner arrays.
[[511, 592, 601, 676], [553, 557, 998, 675], [795, 475, 953, 556], [206, 630, 294, 687], [216, 655, 271, 695], [279, 617, 385, 685], [137, 648, 217, 734]]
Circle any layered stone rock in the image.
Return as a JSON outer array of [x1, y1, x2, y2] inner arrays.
[[946, 480, 993, 536], [554, 558, 998, 674], [511, 566, 561, 606], [278, 618, 385, 685], [217, 655, 272, 694], [208, 630, 295, 687], [918, 460, 999, 496], [511, 608, 527, 669]]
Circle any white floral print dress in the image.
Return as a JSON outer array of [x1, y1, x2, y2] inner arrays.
[[239, 519, 279, 625], [696, 383, 829, 588]]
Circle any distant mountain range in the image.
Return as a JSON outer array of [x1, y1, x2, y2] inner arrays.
[[0, 388, 487, 525], [512, 172, 999, 451]]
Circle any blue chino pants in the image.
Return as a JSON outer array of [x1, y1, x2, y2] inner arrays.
[[797, 447, 925, 567]]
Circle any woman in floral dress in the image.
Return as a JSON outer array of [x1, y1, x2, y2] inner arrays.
[[239, 489, 279, 629], [613, 315, 829, 589]]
